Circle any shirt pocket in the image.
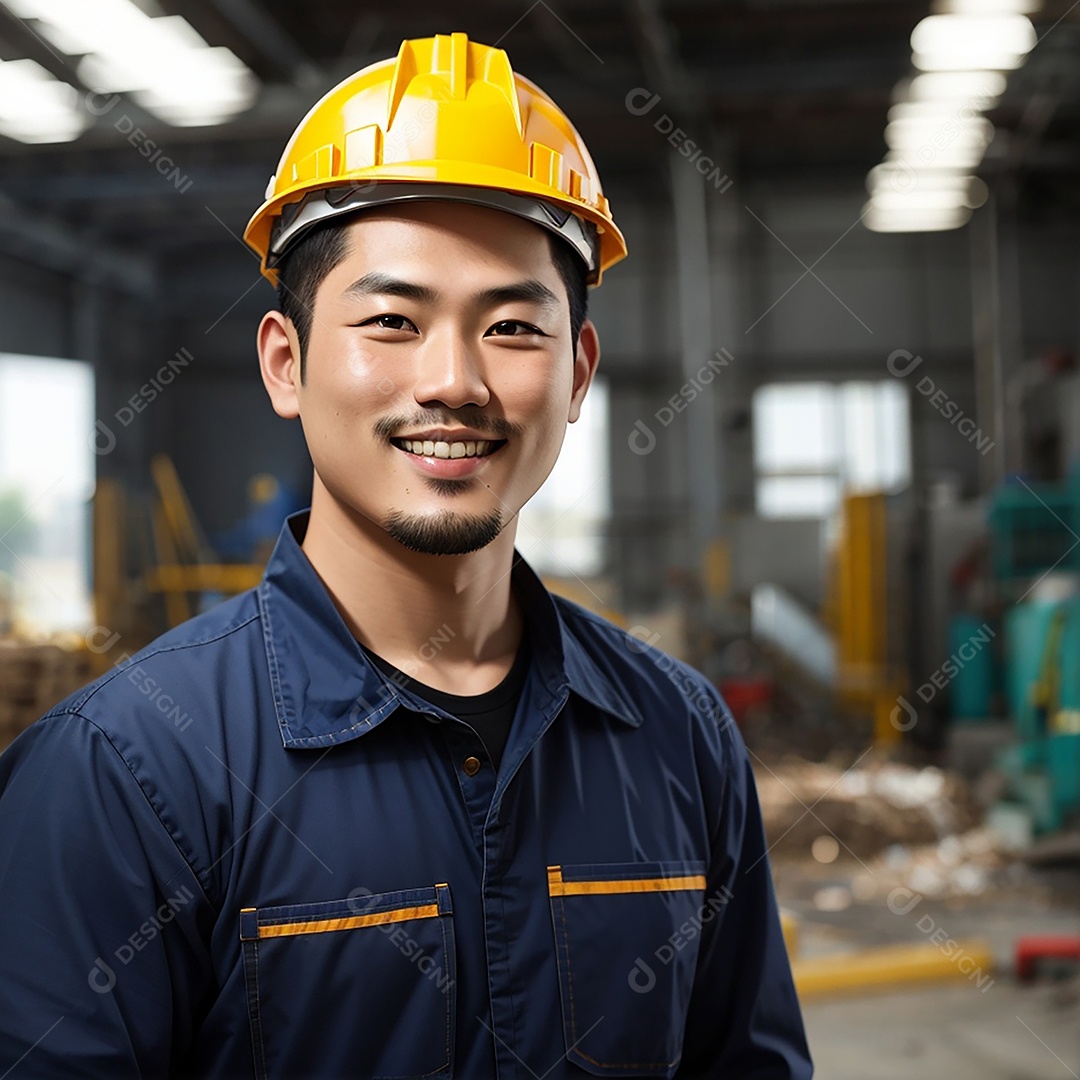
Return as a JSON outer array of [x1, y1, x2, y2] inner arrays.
[[239, 882, 456, 1080], [547, 860, 709, 1078]]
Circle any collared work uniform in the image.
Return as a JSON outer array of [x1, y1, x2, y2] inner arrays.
[[0, 510, 813, 1078]]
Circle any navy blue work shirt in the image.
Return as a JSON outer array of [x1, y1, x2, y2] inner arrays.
[[0, 509, 812, 1079]]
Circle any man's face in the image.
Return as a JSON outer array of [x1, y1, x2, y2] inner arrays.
[[262, 200, 598, 556]]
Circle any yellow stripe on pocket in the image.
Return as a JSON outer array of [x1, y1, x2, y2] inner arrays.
[[547, 865, 707, 897], [248, 902, 441, 939]]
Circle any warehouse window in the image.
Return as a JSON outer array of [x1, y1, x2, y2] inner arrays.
[[753, 380, 910, 518], [0, 354, 95, 634], [516, 376, 609, 577]]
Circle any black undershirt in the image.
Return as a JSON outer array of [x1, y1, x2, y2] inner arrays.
[[360, 631, 531, 771]]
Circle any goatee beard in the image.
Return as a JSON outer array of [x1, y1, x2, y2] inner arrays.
[[383, 507, 504, 555]]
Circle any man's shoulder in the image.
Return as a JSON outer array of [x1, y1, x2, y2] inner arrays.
[[43, 587, 264, 734], [2, 591, 266, 904], [550, 591, 735, 740]]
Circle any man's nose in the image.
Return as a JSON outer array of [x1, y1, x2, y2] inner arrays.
[[410, 331, 491, 410]]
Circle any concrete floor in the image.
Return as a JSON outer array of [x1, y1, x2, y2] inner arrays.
[[803, 979, 1079, 1079], [774, 860, 1080, 1079]]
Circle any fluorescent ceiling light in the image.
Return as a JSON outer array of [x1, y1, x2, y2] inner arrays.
[[867, 167, 988, 209], [883, 139, 989, 169], [2, 0, 149, 56], [865, 11, 1013, 236], [0, 57, 88, 142], [75, 15, 234, 91], [931, 0, 1040, 12], [885, 115, 993, 149], [868, 162, 972, 193], [6, 0, 258, 126], [911, 14, 1037, 70], [78, 42, 257, 126], [905, 71, 1007, 105], [913, 50, 1028, 72], [863, 202, 972, 232], [888, 101, 992, 124], [869, 190, 968, 211]]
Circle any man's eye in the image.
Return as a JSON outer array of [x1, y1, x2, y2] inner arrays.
[[488, 320, 545, 337], [359, 314, 418, 332]]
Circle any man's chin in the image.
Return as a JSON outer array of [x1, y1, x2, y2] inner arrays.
[[383, 507, 504, 556]]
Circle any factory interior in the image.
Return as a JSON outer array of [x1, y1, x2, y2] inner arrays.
[[1, 0, 1080, 1076]]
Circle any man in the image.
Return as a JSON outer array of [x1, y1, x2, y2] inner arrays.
[[0, 32, 812, 1079]]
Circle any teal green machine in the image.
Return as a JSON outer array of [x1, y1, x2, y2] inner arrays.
[[990, 471, 1080, 834], [1001, 600, 1080, 832]]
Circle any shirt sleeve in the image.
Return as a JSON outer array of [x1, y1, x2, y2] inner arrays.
[[0, 711, 214, 1077], [676, 693, 814, 1079]]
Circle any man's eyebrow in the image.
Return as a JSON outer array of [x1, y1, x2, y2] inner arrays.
[[341, 273, 561, 312], [341, 272, 437, 303], [474, 280, 562, 312]]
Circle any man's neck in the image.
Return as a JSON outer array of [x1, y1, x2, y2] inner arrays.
[[299, 479, 525, 696]]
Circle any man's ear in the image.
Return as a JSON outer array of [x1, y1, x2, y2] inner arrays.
[[257, 310, 303, 420], [568, 317, 600, 424]]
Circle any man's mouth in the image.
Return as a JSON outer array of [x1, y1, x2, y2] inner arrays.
[[390, 437, 507, 460]]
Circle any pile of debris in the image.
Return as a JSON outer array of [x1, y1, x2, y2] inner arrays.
[[755, 756, 981, 862], [0, 640, 92, 752]]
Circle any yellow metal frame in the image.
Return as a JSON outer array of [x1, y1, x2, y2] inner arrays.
[[831, 491, 905, 745], [146, 453, 265, 627], [781, 910, 994, 1000], [792, 940, 995, 999]]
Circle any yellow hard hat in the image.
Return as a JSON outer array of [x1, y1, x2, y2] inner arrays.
[[243, 32, 626, 288]]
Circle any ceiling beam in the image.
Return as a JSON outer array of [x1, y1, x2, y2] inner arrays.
[[0, 193, 157, 296]]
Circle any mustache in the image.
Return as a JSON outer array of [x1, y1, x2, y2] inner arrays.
[[373, 411, 522, 441]]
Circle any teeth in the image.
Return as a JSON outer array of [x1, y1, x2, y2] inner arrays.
[[400, 439, 495, 459]]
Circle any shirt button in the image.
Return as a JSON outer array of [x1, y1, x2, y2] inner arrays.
[[462, 756, 482, 776]]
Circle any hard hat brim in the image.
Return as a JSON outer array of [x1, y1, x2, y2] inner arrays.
[[265, 181, 603, 284]]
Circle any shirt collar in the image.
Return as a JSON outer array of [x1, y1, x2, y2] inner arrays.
[[257, 510, 643, 749]]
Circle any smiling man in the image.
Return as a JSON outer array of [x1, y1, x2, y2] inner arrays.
[[0, 32, 811, 1080], [258, 198, 597, 703]]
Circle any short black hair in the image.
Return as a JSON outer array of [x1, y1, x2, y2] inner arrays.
[[275, 211, 589, 383]]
